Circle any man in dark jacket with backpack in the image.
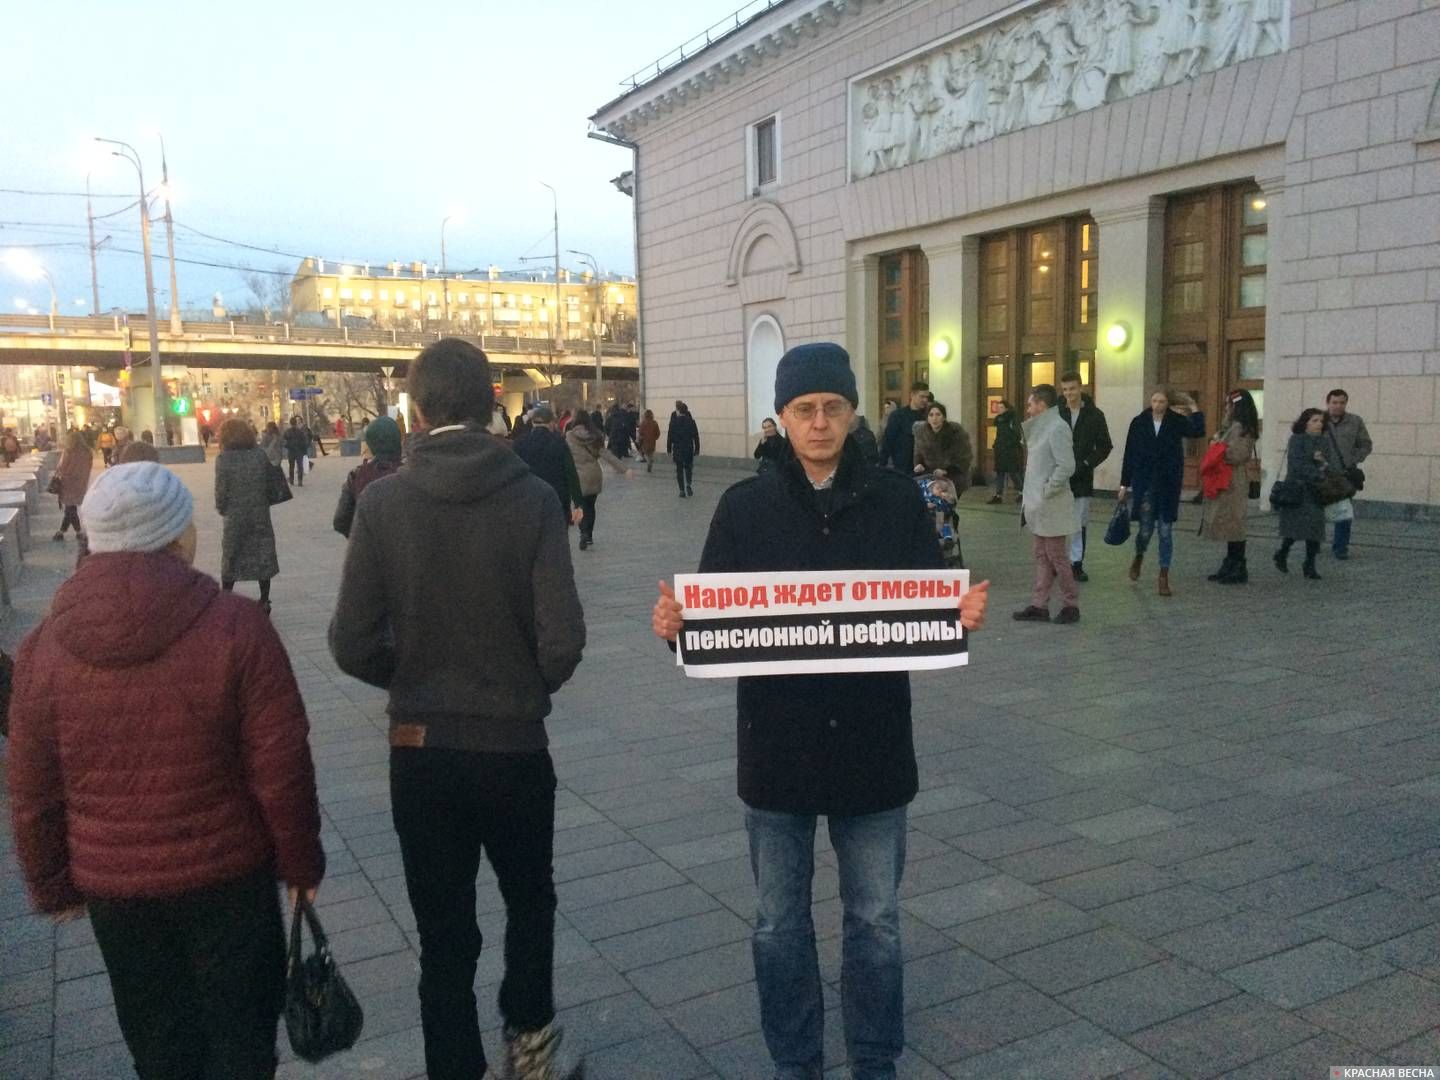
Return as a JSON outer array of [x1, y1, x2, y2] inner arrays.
[[651, 343, 989, 1080], [667, 401, 701, 497], [1057, 372, 1112, 582]]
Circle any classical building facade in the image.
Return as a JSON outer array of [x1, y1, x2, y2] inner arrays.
[[591, 0, 1440, 510], [290, 259, 636, 342]]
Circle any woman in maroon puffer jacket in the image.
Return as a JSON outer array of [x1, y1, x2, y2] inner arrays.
[[7, 461, 325, 1080]]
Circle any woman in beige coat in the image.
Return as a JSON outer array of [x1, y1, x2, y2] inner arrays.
[[565, 411, 631, 551], [1199, 390, 1259, 584]]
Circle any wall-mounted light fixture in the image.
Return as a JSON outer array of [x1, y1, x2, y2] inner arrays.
[[930, 335, 953, 363], [1105, 321, 1131, 350]]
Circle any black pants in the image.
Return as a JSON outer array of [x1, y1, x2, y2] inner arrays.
[[60, 505, 82, 535], [675, 453, 694, 493], [88, 868, 286, 1080], [102, 448, 114, 466], [392, 747, 558, 1080], [578, 494, 598, 540], [287, 453, 305, 486]]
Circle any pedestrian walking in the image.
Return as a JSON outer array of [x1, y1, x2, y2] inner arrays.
[[329, 338, 587, 1080], [260, 421, 284, 466], [1057, 373, 1112, 581], [283, 416, 309, 486], [215, 418, 280, 614], [912, 401, 972, 493], [879, 381, 930, 472], [1323, 388, 1371, 560], [1199, 389, 1260, 584], [112, 426, 134, 461], [310, 425, 329, 456], [667, 401, 700, 497], [53, 430, 92, 542], [987, 399, 1024, 503], [1274, 408, 1342, 580], [116, 439, 159, 465], [513, 406, 584, 529], [566, 410, 632, 550], [605, 404, 632, 459], [98, 427, 117, 466], [1117, 388, 1205, 596], [850, 413, 881, 465], [333, 415, 403, 538], [636, 408, 660, 471], [7, 461, 323, 1080], [651, 342, 989, 1080], [1, 428, 21, 465], [1012, 385, 1080, 624], [753, 417, 788, 474]]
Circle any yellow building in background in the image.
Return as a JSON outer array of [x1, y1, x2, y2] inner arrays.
[[290, 258, 635, 341]]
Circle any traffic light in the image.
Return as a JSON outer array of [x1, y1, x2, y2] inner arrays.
[[171, 396, 192, 416]]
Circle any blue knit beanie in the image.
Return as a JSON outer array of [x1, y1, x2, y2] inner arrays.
[[773, 342, 858, 413]]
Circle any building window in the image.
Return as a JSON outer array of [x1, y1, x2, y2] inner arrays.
[[1073, 218, 1098, 328], [1236, 189, 1268, 310], [321, 287, 334, 300], [338, 287, 353, 301], [379, 289, 389, 302], [394, 290, 406, 305], [360, 290, 372, 303], [748, 114, 780, 194], [980, 238, 1009, 336]]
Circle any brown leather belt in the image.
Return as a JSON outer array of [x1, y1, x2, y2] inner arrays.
[[389, 724, 427, 748]]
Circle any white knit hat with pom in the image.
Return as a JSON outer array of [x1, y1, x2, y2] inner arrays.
[[80, 462, 194, 554]]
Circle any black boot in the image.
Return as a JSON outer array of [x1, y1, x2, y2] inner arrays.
[[1303, 558, 1321, 580], [1207, 557, 1233, 582], [1072, 561, 1089, 582], [1273, 547, 1289, 574], [1220, 557, 1248, 584]]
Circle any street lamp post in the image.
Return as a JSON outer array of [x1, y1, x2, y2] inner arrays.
[[158, 134, 182, 335], [440, 215, 453, 331], [540, 183, 561, 356], [85, 173, 101, 316], [96, 137, 165, 443], [6, 252, 69, 433], [568, 249, 604, 403]]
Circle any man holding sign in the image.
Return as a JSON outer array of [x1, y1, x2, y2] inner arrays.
[[652, 343, 988, 1080]]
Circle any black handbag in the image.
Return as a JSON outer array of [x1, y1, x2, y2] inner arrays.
[[47, 474, 63, 496], [284, 898, 364, 1063], [1314, 470, 1357, 506], [1103, 499, 1131, 545], [266, 462, 293, 506]]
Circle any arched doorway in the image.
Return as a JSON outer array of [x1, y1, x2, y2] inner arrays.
[[747, 314, 785, 437]]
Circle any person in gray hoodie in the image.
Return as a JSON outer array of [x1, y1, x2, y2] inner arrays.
[[328, 339, 586, 1080]]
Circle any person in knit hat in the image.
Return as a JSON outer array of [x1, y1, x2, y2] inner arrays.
[[333, 414, 403, 537], [7, 461, 324, 1079], [652, 342, 990, 1080]]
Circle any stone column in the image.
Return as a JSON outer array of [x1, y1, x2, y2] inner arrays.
[[846, 254, 881, 417], [1253, 171, 1288, 500], [1092, 201, 1165, 492], [923, 238, 980, 441]]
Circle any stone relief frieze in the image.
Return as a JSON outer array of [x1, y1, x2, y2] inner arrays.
[[851, 0, 1288, 180]]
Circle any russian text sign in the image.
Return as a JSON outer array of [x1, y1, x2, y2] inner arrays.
[[674, 570, 969, 678]]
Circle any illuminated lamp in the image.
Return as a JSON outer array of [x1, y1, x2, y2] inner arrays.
[[930, 336, 953, 363], [1105, 322, 1131, 350]]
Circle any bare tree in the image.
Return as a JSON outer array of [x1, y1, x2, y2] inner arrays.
[[237, 266, 293, 323], [317, 371, 386, 424]]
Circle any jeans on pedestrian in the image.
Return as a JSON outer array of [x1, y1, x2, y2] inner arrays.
[[675, 452, 694, 493], [993, 471, 1020, 496], [1332, 517, 1352, 555], [1068, 496, 1091, 564], [1031, 534, 1078, 609], [391, 747, 558, 1080], [1133, 498, 1174, 568], [578, 494, 598, 540], [287, 452, 305, 486], [59, 504, 82, 535], [745, 805, 907, 1080], [88, 867, 286, 1080]]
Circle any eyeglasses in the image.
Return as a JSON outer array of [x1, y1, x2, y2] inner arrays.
[[785, 400, 853, 422]]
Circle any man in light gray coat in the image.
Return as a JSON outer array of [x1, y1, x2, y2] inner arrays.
[[1325, 388, 1372, 560], [1013, 384, 1079, 624]]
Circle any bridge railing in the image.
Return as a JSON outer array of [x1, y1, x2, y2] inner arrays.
[[0, 312, 637, 357]]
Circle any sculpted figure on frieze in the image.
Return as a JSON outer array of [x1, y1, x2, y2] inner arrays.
[[849, 0, 1289, 180]]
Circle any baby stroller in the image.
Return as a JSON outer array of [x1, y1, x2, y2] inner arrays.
[[916, 474, 964, 568]]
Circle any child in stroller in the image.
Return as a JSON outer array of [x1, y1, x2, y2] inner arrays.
[[916, 474, 963, 567]]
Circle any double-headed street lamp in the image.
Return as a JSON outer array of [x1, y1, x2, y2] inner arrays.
[[568, 249, 604, 402], [4, 251, 68, 432], [95, 136, 165, 440], [440, 211, 464, 330]]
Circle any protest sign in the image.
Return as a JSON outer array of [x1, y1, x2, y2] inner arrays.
[[674, 569, 969, 678]]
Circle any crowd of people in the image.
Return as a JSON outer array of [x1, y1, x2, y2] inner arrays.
[[5, 335, 1377, 1080]]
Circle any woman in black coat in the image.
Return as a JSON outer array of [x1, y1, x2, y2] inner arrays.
[[988, 401, 1023, 503], [1117, 388, 1205, 589], [1274, 408, 1342, 580], [753, 418, 788, 474]]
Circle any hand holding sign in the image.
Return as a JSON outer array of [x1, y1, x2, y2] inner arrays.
[[653, 580, 683, 642], [960, 579, 989, 631]]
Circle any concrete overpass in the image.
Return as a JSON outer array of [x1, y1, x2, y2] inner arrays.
[[0, 313, 639, 379]]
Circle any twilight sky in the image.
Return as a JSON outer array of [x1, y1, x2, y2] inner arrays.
[[0, 0, 740, 314]]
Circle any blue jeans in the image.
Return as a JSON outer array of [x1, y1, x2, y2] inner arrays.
[[1332, 517, 1352, 555], [745, 805, 907, 1080], [1133, 498, 1174, 569]]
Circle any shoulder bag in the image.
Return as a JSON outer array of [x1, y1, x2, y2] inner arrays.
[[267, 462, 293, 505], [1268, 449, 1305, 510], [285, 898, 364, 1063], [1314, 468, 1357, 507], [1328, 426, 1365, 491], [1103, 498, 1131, 545], [1246, 446, 1262, 500]]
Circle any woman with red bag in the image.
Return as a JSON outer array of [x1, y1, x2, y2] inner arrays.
[[1199, 389, 1260, 584]]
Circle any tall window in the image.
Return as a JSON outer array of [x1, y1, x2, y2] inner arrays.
[[750, 114, 780, 193], [1073, 219, 1098, 329], [876, 248, 929, 403], [1236, 188, 1268, 310]]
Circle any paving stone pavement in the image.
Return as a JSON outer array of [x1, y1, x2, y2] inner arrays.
[[2, 450, 1440, 1079]]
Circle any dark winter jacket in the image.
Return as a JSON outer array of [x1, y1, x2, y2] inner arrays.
[[914, 420, 973, 490], [215, 447, 279, 583], [851, 420, 880, 465], [1278, 432, 1340, 543], [991, 407, 1023, 474], [333, 456, 402, 537], [329, 424, 585, 753], [1057, 398, 1113, 497], [880, 405, 924, 472], [7, 552, 324, 912], [753, 434, 788, 473], [514, 427, 582, 516], [282, 425, 309, 458], [696, 447, 944, 816], [1120, 409, 1206, 522], [667, 413, 701, 459]]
